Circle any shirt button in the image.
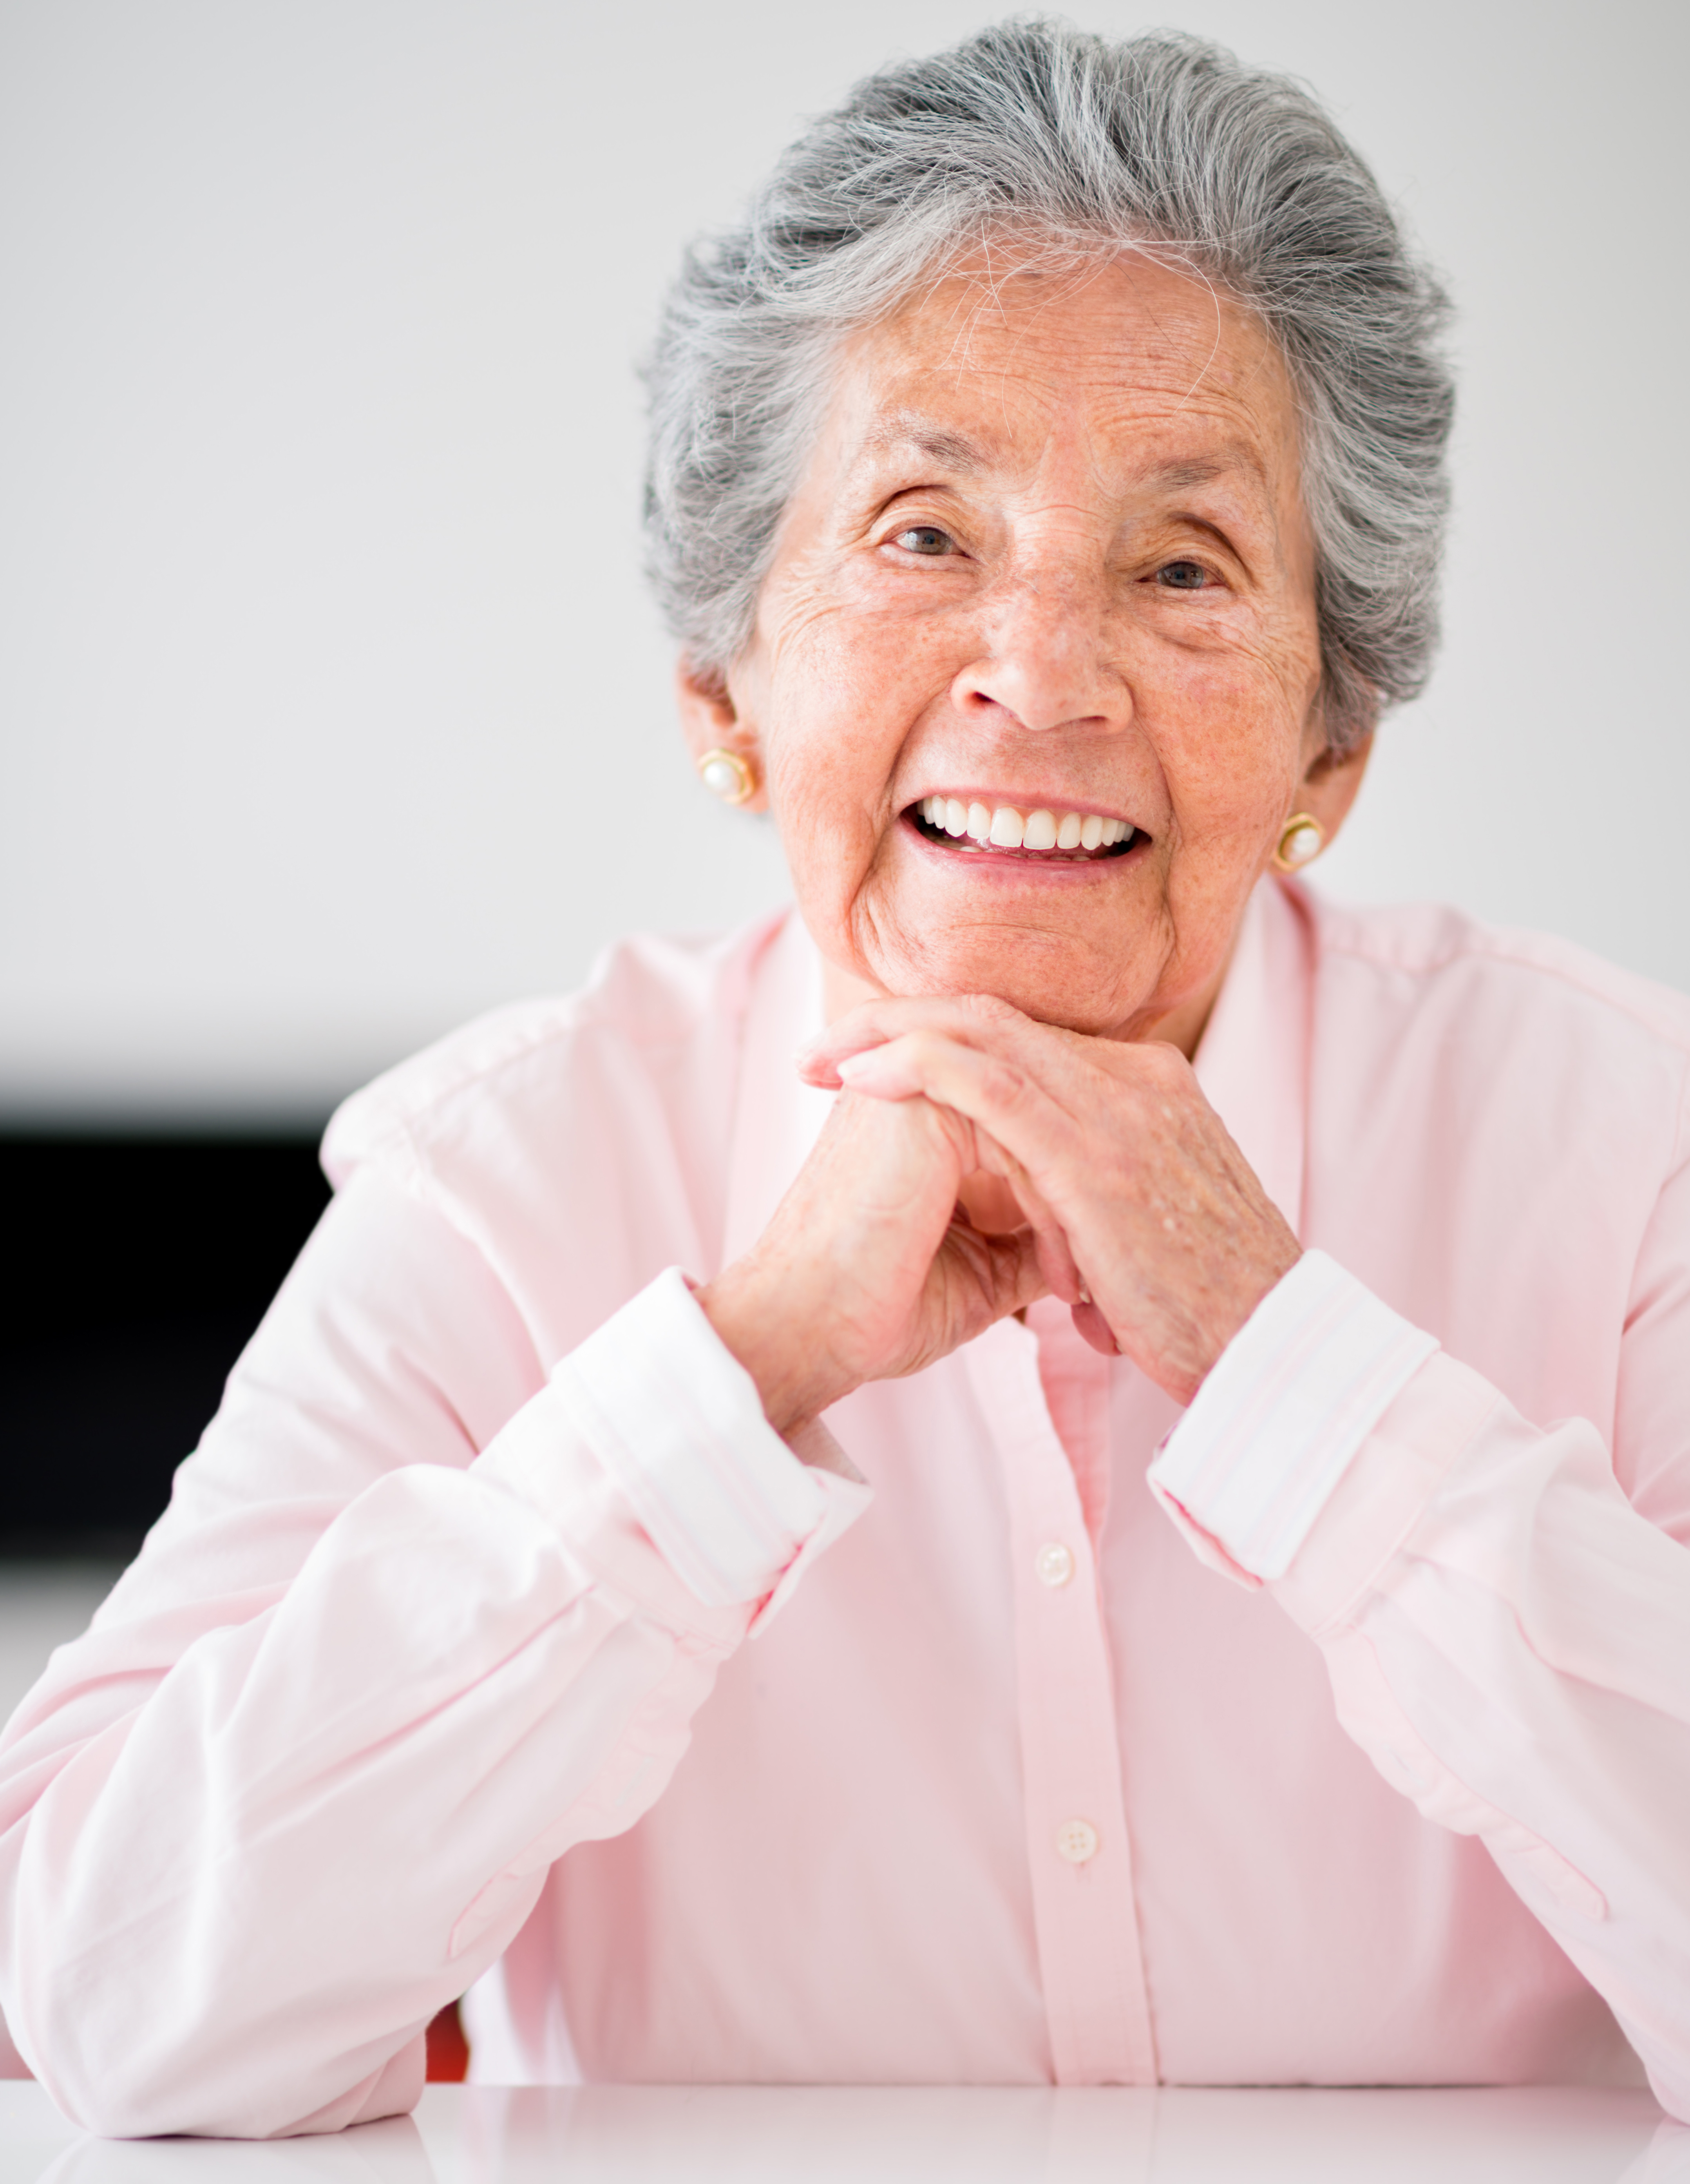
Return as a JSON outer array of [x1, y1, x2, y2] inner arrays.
[[1055, 1818, 1099, 1865], [1035, 1541, 1075, 1587]]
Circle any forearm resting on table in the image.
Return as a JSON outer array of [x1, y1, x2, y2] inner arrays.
[[0, 1254, 863, 2136]]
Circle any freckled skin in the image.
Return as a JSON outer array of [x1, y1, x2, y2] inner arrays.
[[682, 252, 1362, 1049], [684, 253, 1373, 1432]]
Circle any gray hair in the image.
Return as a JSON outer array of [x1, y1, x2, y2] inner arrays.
[[642, 21, 1454, 749]]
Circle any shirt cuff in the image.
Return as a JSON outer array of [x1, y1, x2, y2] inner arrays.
[[542, 1268, 869, 1615], [1147, 1250, 1439, 1582]]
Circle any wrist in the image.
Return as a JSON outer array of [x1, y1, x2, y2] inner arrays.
[[1191, 1235, 1305, 1391], [697, 1261, 855, 1443]]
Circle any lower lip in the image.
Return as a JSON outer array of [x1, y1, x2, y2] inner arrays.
[[901, 809, 1145, 876]]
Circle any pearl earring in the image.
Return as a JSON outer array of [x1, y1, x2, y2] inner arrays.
[[697, 748, 758, 806], [1273, 811, 1325, 871]]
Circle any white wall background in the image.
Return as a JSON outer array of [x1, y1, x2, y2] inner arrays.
[[2, 0, 1685, 1123]]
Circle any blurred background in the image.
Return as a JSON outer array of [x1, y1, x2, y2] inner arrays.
[[2, 0, 1686, 1697]]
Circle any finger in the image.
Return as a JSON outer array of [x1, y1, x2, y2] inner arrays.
[[835, 1033, 1071, 1178], [798, 1035, 884, 1090], [833, 1039, 928, 1100], [972, 1137, 1087, 1308], [1071, 1298, 1122, 1356], [839, 1036, 1090, 1306], [940, 1211, 1050, 1322], [800, 992, 1067, 1083]]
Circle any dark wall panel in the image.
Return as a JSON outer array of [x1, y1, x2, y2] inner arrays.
[[0, 1137, 331, 1554]]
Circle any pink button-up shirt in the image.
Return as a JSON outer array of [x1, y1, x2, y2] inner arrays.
[[1, 878, 1687, 2138]]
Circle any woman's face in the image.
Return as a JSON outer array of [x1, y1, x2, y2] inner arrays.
[[684, 251, 1363, 1043]]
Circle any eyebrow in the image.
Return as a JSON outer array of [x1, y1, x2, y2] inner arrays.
[[1144, 456, 1230, 491], [1132, 448, 1276, 496], [855, 417, 991, 474], [853, 422, 1268, 497]]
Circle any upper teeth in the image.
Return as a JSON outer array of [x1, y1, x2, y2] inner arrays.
[[917, 797, 1133, 852]]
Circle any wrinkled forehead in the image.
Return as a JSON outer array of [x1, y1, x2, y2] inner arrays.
[[816, 248, 1305, 505]]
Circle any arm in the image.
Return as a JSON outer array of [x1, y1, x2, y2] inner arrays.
[[1149, 1228, 1690, 2121], [0, 1169, 864, 2138], [812, 995, 1690, 2120]]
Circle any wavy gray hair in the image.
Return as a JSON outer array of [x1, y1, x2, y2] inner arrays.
[[643, 22, 1454, 750]]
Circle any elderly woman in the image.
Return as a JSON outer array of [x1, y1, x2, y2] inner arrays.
[[2, 21, 1686, 2140]]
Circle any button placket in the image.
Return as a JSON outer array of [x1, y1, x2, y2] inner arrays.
[[1055, 1818, 1100, 1865], [1035, 1541, 1075, 1588], [966, 1321, 1158, 2088]]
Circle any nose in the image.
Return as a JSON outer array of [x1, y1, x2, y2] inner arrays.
[[949, 558, 1127, 735]]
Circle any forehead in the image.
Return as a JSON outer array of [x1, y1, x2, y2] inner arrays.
[[827, 250, 1302, 493]]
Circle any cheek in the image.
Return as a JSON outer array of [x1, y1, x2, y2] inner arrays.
[[759, 603, 947, 859], [1155, 652, 1311, 835], [759, 665, 895, 927]]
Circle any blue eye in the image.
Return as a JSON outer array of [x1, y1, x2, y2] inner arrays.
[[893, 526, 954, 555], [1156, 560, 1209, 589]]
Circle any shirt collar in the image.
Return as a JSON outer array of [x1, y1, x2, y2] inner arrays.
[[720, 910, 834, 1269], [1191, 876, 1313, 1237]]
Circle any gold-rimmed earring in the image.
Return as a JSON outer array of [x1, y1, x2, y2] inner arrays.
[[697, 747, 758, 806], [1273, 811, 1325, 871]]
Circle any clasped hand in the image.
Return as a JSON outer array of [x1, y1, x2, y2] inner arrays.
[[698, 994, 1301, 1440]]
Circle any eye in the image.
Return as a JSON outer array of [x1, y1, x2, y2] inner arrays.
[[1155, 559, 1211, 590], [890, 525, 955, 556]]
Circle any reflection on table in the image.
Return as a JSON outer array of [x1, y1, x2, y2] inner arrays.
[[6, 2082, 1683, 2184]]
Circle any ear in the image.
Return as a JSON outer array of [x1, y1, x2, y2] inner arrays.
[[1297, 731, 1373, 851], [675, 657, 770, 811]]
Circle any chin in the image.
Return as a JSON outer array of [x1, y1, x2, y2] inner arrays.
[[885, 931, 1153, 1037]]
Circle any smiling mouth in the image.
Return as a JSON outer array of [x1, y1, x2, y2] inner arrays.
[[908, 796, 1140, 860]]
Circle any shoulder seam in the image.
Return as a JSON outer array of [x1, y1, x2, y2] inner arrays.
[[326, 915, 787, 1179]]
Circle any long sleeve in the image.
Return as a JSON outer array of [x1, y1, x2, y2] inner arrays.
[[1149, 1184, 1690, 2121], [0, 1168, 865, 2139]]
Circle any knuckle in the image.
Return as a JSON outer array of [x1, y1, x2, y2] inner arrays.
[[979, 1057, 1031, 1110], [1140, 1039, 1188, 1083]]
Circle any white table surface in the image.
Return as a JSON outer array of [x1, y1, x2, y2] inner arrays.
[[0, 2082, 1681, 2184]]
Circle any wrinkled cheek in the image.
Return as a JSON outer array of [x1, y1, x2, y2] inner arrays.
[[1163, 736, 1303, 874], [841, 832, 919, 962], [1160, 657, 1307, 782], [1152, 869, 1258, 1010], [774, 805, 885, 958]]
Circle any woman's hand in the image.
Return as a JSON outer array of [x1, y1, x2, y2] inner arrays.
[[697, 1083, 1048, 1440], [800, 994, 1303, 1406]]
